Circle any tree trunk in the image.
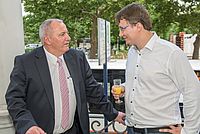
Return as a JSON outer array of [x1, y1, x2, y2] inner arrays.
[[90, 16, 98, 59], [192, 35, 200, 59]]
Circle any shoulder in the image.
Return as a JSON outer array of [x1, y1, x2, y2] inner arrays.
[[14, 47, 44, 63], [66, 48, 85, 58], [157, 38, 181, 52], [67, 48, 82, 54], [153, 38, 185, 59]]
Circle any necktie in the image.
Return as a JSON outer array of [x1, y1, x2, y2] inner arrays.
[[57, 58, 69, 129]]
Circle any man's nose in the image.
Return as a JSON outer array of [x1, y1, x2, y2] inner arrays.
[[66, 34, 71, 41]]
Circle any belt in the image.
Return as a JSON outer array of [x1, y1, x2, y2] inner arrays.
[[129, 125, 178, 133]]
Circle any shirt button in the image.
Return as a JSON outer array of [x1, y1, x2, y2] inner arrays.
[[134, 77, 137, 79], [130, 101, 133, 103], [131, 113, 133, 115], [133, 89, 134, 91], [139, 54, 141, 56], [136, 65, 139, 67]]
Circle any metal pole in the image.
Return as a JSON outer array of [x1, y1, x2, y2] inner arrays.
[[103, 20, 108, 132]]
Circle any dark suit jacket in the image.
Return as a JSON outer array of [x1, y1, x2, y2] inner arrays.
[[5, 47, 118, 134]]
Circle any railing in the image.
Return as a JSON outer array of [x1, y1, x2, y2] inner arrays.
[[89, 114, 127, 134]]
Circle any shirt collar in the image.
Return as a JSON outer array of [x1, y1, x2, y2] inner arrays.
[[131, 32, 159, 52], [144, 31, 159, 51], [43, 47, 64, 65]]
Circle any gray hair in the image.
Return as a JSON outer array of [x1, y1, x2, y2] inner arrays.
[[39, 18, 63, 44]]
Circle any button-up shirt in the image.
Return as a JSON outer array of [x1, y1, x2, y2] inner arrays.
[[44, 47, 76, 134], [125, 32, 200, 134]]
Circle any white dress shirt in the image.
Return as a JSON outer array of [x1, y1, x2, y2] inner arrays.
[[124, 32, 200, 134], [44, 47, 77, 134]]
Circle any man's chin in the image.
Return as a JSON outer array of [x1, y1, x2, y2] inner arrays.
[[63, 47, 69, 53], [65, 47, 69, 52], [125, 42, 131, 46]]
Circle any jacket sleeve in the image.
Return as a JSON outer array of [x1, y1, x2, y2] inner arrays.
[[80, 52, 118, 121], [5, 56, 37, 134]]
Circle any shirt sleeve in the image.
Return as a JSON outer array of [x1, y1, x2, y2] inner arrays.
[[168, 50, 200, 134]]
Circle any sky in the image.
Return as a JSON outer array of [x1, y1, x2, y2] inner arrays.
[[21, 3, 27, 16]]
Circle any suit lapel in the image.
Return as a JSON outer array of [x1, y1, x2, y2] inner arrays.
[[35, 47, 55, 112]]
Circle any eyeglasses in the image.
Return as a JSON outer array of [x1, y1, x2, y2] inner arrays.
[[119, 25, 129, 32], [119, 22, 139, 32]]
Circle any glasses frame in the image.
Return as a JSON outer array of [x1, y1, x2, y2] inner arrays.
[[119, 25, 129, 32], [119, 22, 139, 32]]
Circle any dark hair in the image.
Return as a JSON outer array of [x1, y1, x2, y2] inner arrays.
[[115, 3, 152, 30]]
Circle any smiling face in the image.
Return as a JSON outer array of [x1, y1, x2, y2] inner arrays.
[[118, 19, 139, 46], [44, 21, 71, 57]]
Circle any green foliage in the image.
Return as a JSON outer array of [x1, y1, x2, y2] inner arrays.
[[23, 0, 140, 43], [23, 0, 200, 55]]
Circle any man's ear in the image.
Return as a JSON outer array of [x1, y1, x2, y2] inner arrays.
[[44, 36, 51, 45], [136, 22, 143, 31]]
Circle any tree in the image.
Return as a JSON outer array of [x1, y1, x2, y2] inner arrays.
[[23, 0, 141, 58], [177, 0, 200, 59], [144, 0, 200, 59], [23, 0, 90, 45], [23, 0, 200, 59]]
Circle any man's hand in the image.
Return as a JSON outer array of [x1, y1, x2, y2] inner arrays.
[[114, 111, 126, 125], [111, 85, 125, 100], [159, 124, 182, 134], [25, 126, 46, 134]]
